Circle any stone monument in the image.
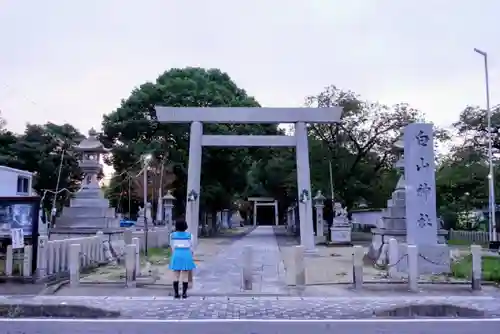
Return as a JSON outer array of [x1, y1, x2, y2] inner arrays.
[[54, 129, 120, 233], [367, 123, 449, 274], [330, 202, 352, 245]]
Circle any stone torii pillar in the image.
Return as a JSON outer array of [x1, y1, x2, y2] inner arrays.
[[186, 121, 202, 248]]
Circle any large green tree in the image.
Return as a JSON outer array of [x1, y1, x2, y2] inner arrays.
[[304, 85, 423, 208], [101, 67, 281, 216]]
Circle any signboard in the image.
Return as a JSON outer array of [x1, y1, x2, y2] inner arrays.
[[0, 201, 36, 237], [0, 196, 41, 276], [11, 228, 24, 249]]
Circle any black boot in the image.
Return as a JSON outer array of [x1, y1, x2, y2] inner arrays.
[[173, 281, 180, 299], [182, 282, 188, 299]]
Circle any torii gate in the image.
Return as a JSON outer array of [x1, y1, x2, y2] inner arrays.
[[155, 107, 342, 251]]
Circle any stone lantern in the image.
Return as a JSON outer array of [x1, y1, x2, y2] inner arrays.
[[163, 190, 175, 232], [76, 128, 109, 197], [55, 128, 119, 230], [313, 191, 326, 243]]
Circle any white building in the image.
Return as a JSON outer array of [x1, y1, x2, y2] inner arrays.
[[0, 165, 33, 197]]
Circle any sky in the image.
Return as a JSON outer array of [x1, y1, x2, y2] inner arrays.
[[1, 0, 499, 137]]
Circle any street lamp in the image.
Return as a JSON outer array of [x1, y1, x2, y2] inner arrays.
[[474, 48, 497, 244], [142, 153, 152, 255]]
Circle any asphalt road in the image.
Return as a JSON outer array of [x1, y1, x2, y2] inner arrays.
[[2, 318, 500, 334]]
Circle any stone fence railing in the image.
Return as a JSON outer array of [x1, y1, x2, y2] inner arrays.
[[0, 227, 172, 281], [448, 229, 500, 244]]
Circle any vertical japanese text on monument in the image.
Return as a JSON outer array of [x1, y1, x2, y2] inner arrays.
[[415, 130, 430, 147], [415, 129, 433, 229]]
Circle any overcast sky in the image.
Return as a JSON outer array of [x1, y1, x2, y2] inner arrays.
[[1, 0, 499, 136]]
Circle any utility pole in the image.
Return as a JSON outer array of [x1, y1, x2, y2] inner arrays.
[[51, 149, 65, 227], [474, 48, 497, 244]]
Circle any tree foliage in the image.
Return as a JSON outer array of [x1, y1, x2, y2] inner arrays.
[[0, 120, 84, 210]]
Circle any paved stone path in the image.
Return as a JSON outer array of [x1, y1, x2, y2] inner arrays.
[[2, 295, 500, 319], [191, 226, 288, 294]]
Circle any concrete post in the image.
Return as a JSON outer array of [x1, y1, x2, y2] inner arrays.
[[96, 231, 104, 262], [295, 121, 315, 251], [388, 238, 399, 277], [186, 121, 202, 248], [407, 245, 418, 292], [353, 245, 364, 289], [293, 245, 306, 286], [125, 244, 136, 287], [471, 244, 482, 291], [37, 236, 48, 279], [69, 244, 81, 287], [124, 229, 133, 245], [5, 245, 13, 276], [132, 237, 141, 275], [23, 245, 32, 277], [242, 245, 253, 290]]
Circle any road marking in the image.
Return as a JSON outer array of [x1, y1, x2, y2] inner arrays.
[[0, 318, 499, 323]]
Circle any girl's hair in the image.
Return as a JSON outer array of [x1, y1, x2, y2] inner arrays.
[[175, 220, 188, 232]]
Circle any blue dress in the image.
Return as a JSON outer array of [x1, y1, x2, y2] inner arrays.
[[169, 231, 196, 271]]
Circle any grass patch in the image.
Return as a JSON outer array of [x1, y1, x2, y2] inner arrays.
[[452, 255, 500, 282], [447, 239, 488, 247], [141, 247, 171, 265]]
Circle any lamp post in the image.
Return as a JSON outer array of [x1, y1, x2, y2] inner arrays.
[[474, 48, 497, 244], [142, 153, 152, 256]]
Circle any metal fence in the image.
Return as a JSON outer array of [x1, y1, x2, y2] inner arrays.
[[449, 229, 500, 244]]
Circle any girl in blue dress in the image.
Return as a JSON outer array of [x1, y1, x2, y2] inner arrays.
[[169, 220, 196, 299]]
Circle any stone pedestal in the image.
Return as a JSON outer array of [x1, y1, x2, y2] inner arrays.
[[330, 217, 352, 245], [396, 243, 450, 274]]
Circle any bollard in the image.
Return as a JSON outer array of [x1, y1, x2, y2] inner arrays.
[[125, 244, 136, 287], [96, 231, 104, 262], [69, 244, 81, 287], [132, 237, 141, 275], [388, 238, 399, 278], [471, 244, 482, 291], [124, 229, 133, 245], [242, 246, 253, 290], [293, 245, 306, 286], [407, 245, 418, 292], [23, 245, 32, 277], [5, 245, 13, 276], [37, 236, 48, 279], [352, 245, 364, 289]]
